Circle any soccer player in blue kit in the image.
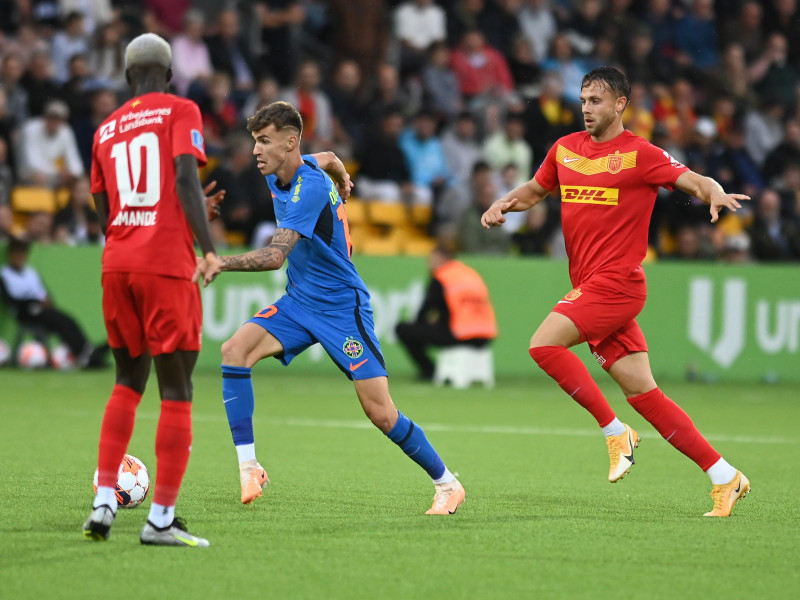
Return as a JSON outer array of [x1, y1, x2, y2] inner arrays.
[[201, 101, 465, 514]]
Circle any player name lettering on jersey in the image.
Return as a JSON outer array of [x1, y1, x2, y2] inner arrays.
[[111, 210, 157, 227], [119, 107, 173, 134], [560, 185, 620, 205]]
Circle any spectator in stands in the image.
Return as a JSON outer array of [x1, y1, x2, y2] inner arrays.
[[73, 86, 117, 173], [1, 52, 29, 127], [203, 132, 275, 248], [2, 20, 49, 67], [450, 29, 515, 105], [763, 119, 800, 186], [395, 244, 497, 382], [0, 137, 12, 209], [0, 236, 105, 367], [720, 0, 764, 64], [393, 0, 447, 78], [744, 96, 786, 168], [709, 43, 754, 105], [749, 188, 800, 260], [521, 70, 580, 167], [241, 76, 280, 121], [641, 0, 679, 79], [421, 41, 463, 122], [763, 0, 800, 67], [0, 88, 18, 181], [620, 25, 661, 87], [143, 0, 190, 36], [622, 82, 655, 140], [673, 0, 720, 73], [541, 33, 588, 107], [483, 109, 532, 187], [667, 224, 719, 261], [254, 0, 305, 87], [18, 99, 84, 188], [21, 50, 60, 118], [356, 108, 415, 205], [565, 0, 604, 57], [201, 72, 240, 157], [51, 11, 90, 84], [327, 0, 389, 95], [511, 200, 559, 256], [518, 0, 557, 64], [59, 53, 93, 125], [720, 232, 752, 264], [279, 59, 334, 155], [171, 8, 213, 99], [652, 78, 697, 147], [60, 0, 113, 34], [749, 33, 799, 110], [205, 7, 258, 107], [507, 34, 541, 93], [446, 0, 488, 48], [456, 170, 513, 255], [366, 61, 422, 127], [481, 0, 523, 60], [52, 176, 101, 245], [326, 59, 367, 159], [87, 22, 127, 93], [399, 108, 452, 207], [441, 111, 482, 189]]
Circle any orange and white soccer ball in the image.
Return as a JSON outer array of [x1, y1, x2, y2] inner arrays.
[[93, 454, 151, 508], [17, 341, 48, 369], [49, 343, 76, 370]]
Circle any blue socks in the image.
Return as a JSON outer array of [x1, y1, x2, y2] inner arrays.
[[221, 365, 255, 446], [386, 411, 446, 480]]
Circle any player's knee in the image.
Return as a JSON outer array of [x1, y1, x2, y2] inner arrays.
[[221, 337, 248, 366]]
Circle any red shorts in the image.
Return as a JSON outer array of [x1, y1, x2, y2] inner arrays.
[[102, 272, 202, 357], [551, 276, 648, 370]]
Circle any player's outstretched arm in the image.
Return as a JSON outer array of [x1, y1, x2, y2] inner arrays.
[[481, 178, 549, 228], [675, 171, 750, 223], [311, 151, 353, 200], [219, 228, 301, 272]]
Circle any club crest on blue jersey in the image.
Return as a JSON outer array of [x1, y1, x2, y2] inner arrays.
[[191, 129, 204, 151], [342, 337, 364, 359]]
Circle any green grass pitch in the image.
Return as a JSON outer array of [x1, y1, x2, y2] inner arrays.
[[1, 367, 798, 599]]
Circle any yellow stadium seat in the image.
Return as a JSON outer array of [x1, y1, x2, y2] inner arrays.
[[11, 186, 57, 213], [55, 187, 70, 209], [360, 233, 402, 255], [343, 198, 367, 226], [410, 204, 432, 227], [367, 202, 409, 228], [402, 237, 437, 256]]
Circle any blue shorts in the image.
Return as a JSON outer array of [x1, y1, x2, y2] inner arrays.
[[247, 294, 388, 380]]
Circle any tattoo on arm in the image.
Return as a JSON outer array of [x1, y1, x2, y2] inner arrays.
[[220, 229, 301, 272]]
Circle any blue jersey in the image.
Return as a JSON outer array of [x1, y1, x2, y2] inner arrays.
[[267, 155, 369, 309]]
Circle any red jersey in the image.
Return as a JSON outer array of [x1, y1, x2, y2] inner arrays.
[[90, 92, 207, 279], [534, 129, 688, 294]]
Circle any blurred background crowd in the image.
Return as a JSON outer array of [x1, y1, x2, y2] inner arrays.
[[2, 0, 800, 263]]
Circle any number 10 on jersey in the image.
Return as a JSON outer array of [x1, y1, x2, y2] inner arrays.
[[110, 132, 161, 209]]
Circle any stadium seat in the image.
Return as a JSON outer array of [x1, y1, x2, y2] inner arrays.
[[402, 237, 436, 256], [433, 346, 495, 389], [359, 234, 402, 255], [11, 186, 57, 213], [410, 204, 432, 227], [55, 187, 70, 209], [367, 202, 409, 228], [343, 198, 367, 226]]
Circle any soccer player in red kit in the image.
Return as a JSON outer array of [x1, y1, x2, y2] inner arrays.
[[83, 33, 222, 545], [482, 67, 750, 517]]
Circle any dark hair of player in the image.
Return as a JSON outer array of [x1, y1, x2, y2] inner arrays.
[[247, 101, 304, 136], [581, 66, 631, 107]]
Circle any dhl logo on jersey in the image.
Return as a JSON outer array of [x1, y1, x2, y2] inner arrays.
[[560, 186, 619, 205]]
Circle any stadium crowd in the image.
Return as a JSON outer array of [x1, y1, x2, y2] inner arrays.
[[2, 0, 800, 262]]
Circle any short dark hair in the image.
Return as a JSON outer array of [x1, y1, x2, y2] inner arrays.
[[581, 66, 631, 105], [247, 101, 303, 136]]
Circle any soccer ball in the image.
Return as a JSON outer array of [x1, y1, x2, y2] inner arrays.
[[17, 341, 48, 369], [93, 454, 151, 508], [50, 343, 76, 370]]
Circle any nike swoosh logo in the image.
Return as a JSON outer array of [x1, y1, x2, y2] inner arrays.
[[563, 157, 580, 163], [349, 359, 368, 371], [174, 534, 199, 547], [557, 300, 573, 304], [223, 396, 238, 404], [734, 482, 741, 493]]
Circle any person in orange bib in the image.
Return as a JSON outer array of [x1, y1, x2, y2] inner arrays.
[[396, 245, 497, 382]]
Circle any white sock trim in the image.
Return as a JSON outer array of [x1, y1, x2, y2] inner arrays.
[[147, 503, 175, 529], [433, 468, 455, 485], [706, 457, 737, 485], [94, 486, 117, 513], [236, 443, 256, 464], [602, 418, 626, 438]]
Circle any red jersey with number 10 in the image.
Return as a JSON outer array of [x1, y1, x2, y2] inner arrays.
[[90, 92, 207, 280], [535, 130, 688, 294]]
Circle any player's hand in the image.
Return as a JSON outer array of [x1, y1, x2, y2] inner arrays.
[[709, 193, 749, 223], [481, 197, 519, 228], [193, 253, 223, 287], [338, 174, 354, 200], [204, 180, 226, 222]]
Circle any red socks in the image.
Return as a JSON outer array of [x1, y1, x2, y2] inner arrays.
[[97, 385, 142, 488], [529, 346, 616, 427], [153, 400, 193, 507], [627, 388, 720, 471]]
